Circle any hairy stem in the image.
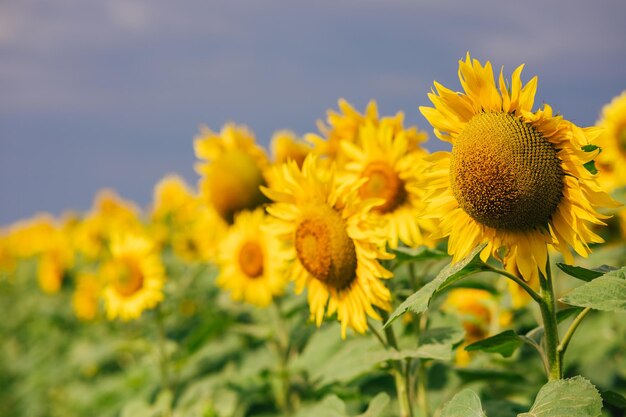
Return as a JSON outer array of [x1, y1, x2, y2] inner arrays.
[[538, 260, 562, 380], [379, 310, 414, 417]]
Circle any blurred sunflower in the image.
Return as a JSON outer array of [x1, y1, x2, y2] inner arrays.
[[263, 156, 392, 338], [595, 90, 626, 192], [171, 206, 227, 262], [102, 234, 165, 321], [420, 54, 618, 283], [443, 288, 511, 365], [194, 123, 269, 223], [74, 190, 142, 260], [72, 272, 101, 321], [37, 245, 73, 294], [270, 130, 312, 168], [0, 234, 15, 277], [216, 208, 287, 307], [151, 174, 197, 226], [306, 99, 427, 163], [340, 122, 433, 248]]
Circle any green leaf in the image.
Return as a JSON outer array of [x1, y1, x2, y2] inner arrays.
[[420, 326, 466, 346], [556, 264, 604, 282], [371, 343, 453, 362], [518, 376, 602, 417], [391, 246, 449, 263], [384, 244, 489, 328], [583, 160, 598, 175], [582, 144, 599, 153], [294, 395, 347, 417], [293, 325, 381, 387], [465, 330, 523, 358], [601, 390, 626, 410], [357, 393, 390, 417], [560, 267, 626, 312], [441, 389, 486, 417]]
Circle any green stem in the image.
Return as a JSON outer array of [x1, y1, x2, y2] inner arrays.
[[538, 260, 562, 380], [380, 310, 414, 417], [557, 307, 591, 367], [270, 300, 293, 414], [394, 369, 413, 417], [486, 264, 542, 304], [367, 320, 388, 348], [416, 360, 429, 417], [155, 306, 171, 391]]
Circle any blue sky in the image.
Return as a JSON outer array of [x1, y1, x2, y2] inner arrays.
[[1, 0, 625, 225]]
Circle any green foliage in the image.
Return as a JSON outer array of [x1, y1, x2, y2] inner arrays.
[[465, 330, 524, 358], [560, 267, 626, 312], [440, 389, 487, 417], [390, 246, 448, 264], [438, 377, 603, 417], [384, 243, 489, 328], [555, 263, 618, 282], [518, 376, 603, 417]]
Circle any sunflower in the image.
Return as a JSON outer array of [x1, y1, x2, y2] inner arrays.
[[171, 206, 227, 262], [151, 174, 197, 226], [270, 130, 312, 168], [263, 156, 393, 338], [443, 288, 511, 365], [72, 272, 101, 321], [194, 123, 269, 223], [37, 246, 72, 294], [0, 234, 15, 277], [419, 54, 619, 283], [102, 233, 165, 321], [595, 90, 626, 192], [74, 190, 142, 260], [306, 99, 427, 163], [216, 208, 287, 307], [340, 122, 433, 248]]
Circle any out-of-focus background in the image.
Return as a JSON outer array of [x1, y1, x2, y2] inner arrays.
[[1, 0, 625, 225]]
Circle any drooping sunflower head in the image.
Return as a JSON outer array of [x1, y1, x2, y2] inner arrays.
[[194, 123, 269, 224], [216, 208, 288, 307], [102, 233, 165, 321], [595, 90, 626, 191], [420, 53, 619, 282], [263, 155, 393, 338], [340, 122, 433, 248]]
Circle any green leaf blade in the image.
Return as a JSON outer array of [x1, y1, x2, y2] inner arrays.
[[384, 243, 489, 328], [441, 389, 487, 417], [556, 264, 604, 282], [560, 267, 626, 312], [465, 330, 523, 358], [518, 376, 602, 417]]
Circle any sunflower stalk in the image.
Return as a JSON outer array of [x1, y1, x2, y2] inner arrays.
[[538, 259, 562, 380], [154, 306, 172, 392], [270, 299, 295, 414], [379, 310, 415, 417]]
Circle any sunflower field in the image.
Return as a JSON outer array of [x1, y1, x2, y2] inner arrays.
[[2, 55, 626, 417]]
